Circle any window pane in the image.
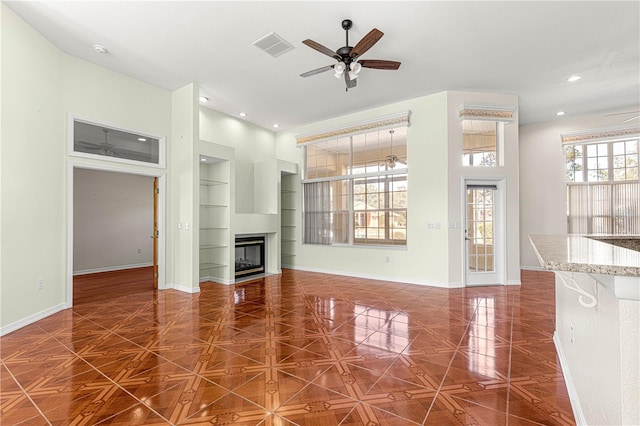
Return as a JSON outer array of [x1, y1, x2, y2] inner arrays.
[[613, 142, 625, 155], [462, 120, 498, 167], [305, 137, 350, 179], [73, 120, 161, 165]]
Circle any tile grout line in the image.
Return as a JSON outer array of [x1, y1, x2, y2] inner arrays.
[[0, 358, 53, 426], [44, 322, 179, 426], [505, 291, 515, 426], [421, 293, 480, 425]]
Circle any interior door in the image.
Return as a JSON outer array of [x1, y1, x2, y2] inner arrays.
[[465, 182, 502, 286], [153, 177, 158, 289]]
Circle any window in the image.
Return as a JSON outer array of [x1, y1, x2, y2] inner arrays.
[[302, 125, 408, 246], [462, 120, 503, 167], [71, 117, 164, 167], [565, 138, 639, 234]]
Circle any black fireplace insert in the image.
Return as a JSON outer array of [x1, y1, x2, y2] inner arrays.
[[235, 236, 265, 278]]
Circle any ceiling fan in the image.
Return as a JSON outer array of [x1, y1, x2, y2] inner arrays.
[[75, 128, 125, 157], [300, 19, 401, 91], [605, 110, 640, 123]]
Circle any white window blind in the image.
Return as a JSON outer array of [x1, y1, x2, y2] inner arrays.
[[563, 125, 639, 234]]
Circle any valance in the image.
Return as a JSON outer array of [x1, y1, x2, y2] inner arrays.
[[296, 111, 410, 145], [458, 104, 517, 122], [561, 125, 640, 144]]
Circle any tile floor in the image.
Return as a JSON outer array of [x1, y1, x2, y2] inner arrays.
[[0, 268, 575, 425]]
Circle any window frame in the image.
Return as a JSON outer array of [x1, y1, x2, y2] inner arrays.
[[565, 137, 638, 234], [301, 125, 408, 248]]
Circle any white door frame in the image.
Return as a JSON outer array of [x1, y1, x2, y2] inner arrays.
[[66, 163, 167, 308], [463, 177, 506, 286]]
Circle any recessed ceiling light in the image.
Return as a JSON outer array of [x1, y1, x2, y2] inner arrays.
[[239, 112, 247, 117], [567, 75, 581, 82], [200, 158, 207, 162], [557, 111, 566, 116], [272, 124, 280, 128], [92, 44, 108, 54], [137, 137, 147, 142], [199, 96, 209, 102]]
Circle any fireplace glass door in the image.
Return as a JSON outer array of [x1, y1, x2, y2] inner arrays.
[[235, 237, 265, 278]]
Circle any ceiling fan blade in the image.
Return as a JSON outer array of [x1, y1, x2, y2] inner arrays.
[[605, 110, 640, 117], [359, 59, 401, 70], [344, 71, 357, 89], [300, 65, 334, 78], [350, 28, 383, 58], [302, 39, 340, 60], [76, 140, 101, 148]]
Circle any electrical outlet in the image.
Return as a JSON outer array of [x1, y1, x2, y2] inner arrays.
[[137, 248, 142, 255], [570, 323, 575, 344], [37, 279, 44, 290], [385, 256, 391, 263]]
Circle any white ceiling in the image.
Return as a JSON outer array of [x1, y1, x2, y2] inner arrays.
[[5, 1, 639, 131]]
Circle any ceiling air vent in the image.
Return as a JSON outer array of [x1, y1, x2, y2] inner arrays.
[[252, 32, 294, 58]]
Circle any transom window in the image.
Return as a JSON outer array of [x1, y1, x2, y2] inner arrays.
[[462, 120, 503, 167], [302, 126, 408, 246], [565, 138, 639, 234]]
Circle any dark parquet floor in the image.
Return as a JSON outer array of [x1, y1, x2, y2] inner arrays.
[[0, 268, 574, 425]]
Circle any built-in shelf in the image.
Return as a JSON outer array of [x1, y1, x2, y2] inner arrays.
[[281, 174, 298, 267], [199, 160, 230, 282], [200, 204, 228, 208], [200, 178, 227, 186], [200, 262, 226, 269]]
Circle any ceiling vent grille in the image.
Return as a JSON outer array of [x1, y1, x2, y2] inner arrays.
[[252, 32, 294, 58]]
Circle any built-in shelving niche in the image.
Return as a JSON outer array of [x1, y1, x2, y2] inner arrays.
[[199, 159, 230, 283], [281, 173, 299, 268]]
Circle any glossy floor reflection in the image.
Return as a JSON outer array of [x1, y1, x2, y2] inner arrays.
[[1, 269, 575, 425]]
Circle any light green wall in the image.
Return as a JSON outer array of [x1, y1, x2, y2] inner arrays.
[[446, 91, 520, 285], [275, 93, 452, 286], [171, 84, 199, 292], [199, 108, 275, 214], [1, 5, 176, 331], [1, 4, 66, 327]]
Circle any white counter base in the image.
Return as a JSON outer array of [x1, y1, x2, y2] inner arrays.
[[554, 271, 639, 426]]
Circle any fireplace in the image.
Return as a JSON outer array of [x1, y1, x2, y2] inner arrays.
[[235, 236, 265, 279]]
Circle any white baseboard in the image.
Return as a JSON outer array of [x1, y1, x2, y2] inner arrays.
[[506, 279, 522, 285], [73, 262, 153, 276], [0, 303, 67, 336], [286, 265, 453, 288], [553, 332, 586, 426], [199, 276, 234, 285], [167, 283, 201, 294]]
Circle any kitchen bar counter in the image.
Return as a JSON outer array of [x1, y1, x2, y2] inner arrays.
[[529, 234, 640, 277], [529, 234, 639, 425]]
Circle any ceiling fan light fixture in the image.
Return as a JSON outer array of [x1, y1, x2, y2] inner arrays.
[[334, 62, 346, 79], [349, 62, 362, 80]]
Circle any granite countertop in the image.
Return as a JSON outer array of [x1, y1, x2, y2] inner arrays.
[[529, 234, 640, 277]]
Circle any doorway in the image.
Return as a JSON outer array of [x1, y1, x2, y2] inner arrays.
[[68, 166, 165, 307], [464, 179, 505, 286]]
